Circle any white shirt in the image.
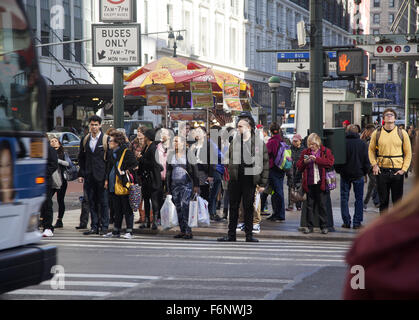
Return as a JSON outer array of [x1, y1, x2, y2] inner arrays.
[[89, 133, 100, 152]]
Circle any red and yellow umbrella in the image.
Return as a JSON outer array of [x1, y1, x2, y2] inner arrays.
[[124, 56, 206, 82], [190, 68, 253, 96], [123, 68, 206, 96]]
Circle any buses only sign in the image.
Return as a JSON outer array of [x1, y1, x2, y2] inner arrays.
[[92, 24, 141, 67]]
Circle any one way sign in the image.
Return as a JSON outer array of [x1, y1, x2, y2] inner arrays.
[[92, 24, 141, 67]]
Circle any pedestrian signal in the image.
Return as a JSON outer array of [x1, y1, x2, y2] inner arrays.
[[336, 49, 367, 77]]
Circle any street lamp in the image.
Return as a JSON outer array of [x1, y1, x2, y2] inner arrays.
[[168, 27, 184, 57], [268, 76, 281, 124]]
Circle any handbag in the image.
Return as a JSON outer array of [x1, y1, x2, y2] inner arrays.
[[115, 149, 131, 196], [197, 196, 210, 227], [64, 153, 78, 181], [290, 185, 306, 202], [325, 168, 337, 191], [129, 184, 142, 211], [51, 168, 62, 189]]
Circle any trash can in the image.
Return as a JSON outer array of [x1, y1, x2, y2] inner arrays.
[[323, 128, 346, 165]]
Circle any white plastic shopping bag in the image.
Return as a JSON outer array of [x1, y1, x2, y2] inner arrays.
[[197, 196, 210, 227], [188, 195, 198, 228], [254, 192, 261, 212], [161, 195, 178, 230]]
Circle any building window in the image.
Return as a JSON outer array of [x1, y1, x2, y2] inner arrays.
[[373, 29, 380, 35], [25, 0, 37, 33], [373, 14, 380, 24], [371, 64, 376, 82], [388, 64, 393, 82], [144, 1, 148, 34], [389, 14, 394, 25], [167, 4, 173, 26], [74, 0, 83, 63], [389, 0, 395, 8], [63, 0, 71, 61], [374, 0, 380, 7], [41, 0, 50, 57], [200, 16, 208, 56], [230, 27, 237, 62], [255, 0, 261, 24]]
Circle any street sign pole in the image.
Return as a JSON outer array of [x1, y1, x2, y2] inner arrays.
[[113, 66, 124, 130], [405, 1, 412, 126], [310, 0, 323, 138]]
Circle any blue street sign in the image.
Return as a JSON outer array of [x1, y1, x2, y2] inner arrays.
[[277, 51, 336, 62]]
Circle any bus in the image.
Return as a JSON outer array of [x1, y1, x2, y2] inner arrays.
[[0, 0, 56, 294]]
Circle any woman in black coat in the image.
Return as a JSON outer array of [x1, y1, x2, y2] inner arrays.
[[138, 129, 163, 230], [105, 131, 138, 239], [166, 136, 200, 239]]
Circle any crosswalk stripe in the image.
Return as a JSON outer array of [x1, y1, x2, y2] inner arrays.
[[45, 242, 349, 253], [64, 274, 161, 280], [39, 281, 138, 288], [8, 289, 109, 297]]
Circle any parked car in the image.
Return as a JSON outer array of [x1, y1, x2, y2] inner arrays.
[[47, 132, 80, 163]]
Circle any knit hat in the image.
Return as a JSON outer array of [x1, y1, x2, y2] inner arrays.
[[144, 128, 155, 141], [292, 134, 302, 142]]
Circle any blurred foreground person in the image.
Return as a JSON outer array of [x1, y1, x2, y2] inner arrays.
[[344, 135, 419, 300]]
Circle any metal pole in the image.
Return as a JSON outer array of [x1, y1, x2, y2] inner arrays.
[[113, 67, 124, 129], [173, 41, 177, 57], [271, 88, 278, 123], [405, 1, 412, 126], [309, 0, 323, 138]]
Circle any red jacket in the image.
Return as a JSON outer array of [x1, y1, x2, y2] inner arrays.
[[343, 211, 419, 300], [296, 145, 334, 193]]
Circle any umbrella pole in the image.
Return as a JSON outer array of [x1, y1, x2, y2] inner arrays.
[[165, 105, 168, 128], [206, 108, 209, 131]]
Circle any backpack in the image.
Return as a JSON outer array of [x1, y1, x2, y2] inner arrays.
[[83, 133, 109, 160], [274, 142, 292, 170], [375, 126, 404, 157]]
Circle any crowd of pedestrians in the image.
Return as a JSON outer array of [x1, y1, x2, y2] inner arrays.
[[39, 108, 414, 243]]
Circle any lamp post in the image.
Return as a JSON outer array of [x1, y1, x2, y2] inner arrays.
[[168, 27, 184, 57], [268, 76, 281, 124]]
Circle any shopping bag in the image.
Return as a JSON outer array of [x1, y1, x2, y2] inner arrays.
[[129, 184, 142, 211], [161, 195, 178, 230], [197, 196, 210, 227], [325, 168, 337, 191], [254, 192, 261, 211], [51, 169, 62, 189], [188, 195, 198, 228]]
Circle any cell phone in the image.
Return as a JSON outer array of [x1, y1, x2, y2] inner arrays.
[[304, 155, 309, 159]]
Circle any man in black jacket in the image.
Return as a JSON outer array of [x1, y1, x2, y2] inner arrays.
[[78, 115, 111, 235], [335, 125, 370, 229]]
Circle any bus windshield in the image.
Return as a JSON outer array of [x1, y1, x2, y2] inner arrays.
[[0, 0, 44, 132]]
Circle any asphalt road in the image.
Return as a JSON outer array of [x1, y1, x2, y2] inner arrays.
[[2, 228, 351, 300]]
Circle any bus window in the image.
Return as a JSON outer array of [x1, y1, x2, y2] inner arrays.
[[0, 0, 44, 132]]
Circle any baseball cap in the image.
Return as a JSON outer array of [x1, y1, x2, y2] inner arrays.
[[342, 120, 350, 126]]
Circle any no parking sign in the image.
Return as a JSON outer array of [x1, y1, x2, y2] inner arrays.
[[99, 0, 136, 23]]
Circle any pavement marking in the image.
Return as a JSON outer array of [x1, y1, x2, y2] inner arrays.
[[7, 289, 110, 297], [64, 274, 161, 280], [39, 281, 139, 288]]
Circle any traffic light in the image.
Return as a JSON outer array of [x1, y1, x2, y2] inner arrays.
[[336, 49, 367, 77]]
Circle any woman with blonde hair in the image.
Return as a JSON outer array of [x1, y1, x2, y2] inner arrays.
[[343, 134, 419, 299], [296, 133, 335, 234]]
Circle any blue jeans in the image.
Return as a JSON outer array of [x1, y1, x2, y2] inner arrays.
[[208, 171, 223, 216], [269, 168, 285, 220], [340, 177, 364, 226]]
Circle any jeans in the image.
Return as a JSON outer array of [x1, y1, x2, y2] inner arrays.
[[340, 177, 364, 226], [269, 168, 285, 220], [85, 177, 109, 231], [208, 171, 223, 216], [376, 168, 404, 213]]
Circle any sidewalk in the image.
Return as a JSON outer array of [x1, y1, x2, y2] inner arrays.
[[57, 205, 380, 242]]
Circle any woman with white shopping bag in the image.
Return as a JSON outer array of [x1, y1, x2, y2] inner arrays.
[[166, 136, 200, 239]]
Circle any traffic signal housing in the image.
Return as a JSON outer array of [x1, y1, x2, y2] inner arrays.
[[336, 48, 368, 78]]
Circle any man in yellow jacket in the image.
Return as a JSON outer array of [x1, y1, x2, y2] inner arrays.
[[368, 108, 412, 214]]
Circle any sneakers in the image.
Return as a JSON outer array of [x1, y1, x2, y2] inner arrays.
[[321, 228, 329, 234], [302, 227, 313, 234], [42, 229, 54, 237], [122, 232, 133, 239], [103, 233, 120, 238], [252, 224, 261, 234], [53, 219, 63, 228], [236, 223, 245, 232]]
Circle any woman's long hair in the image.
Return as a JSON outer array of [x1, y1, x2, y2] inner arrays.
[[50, 138, 64, 159]]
